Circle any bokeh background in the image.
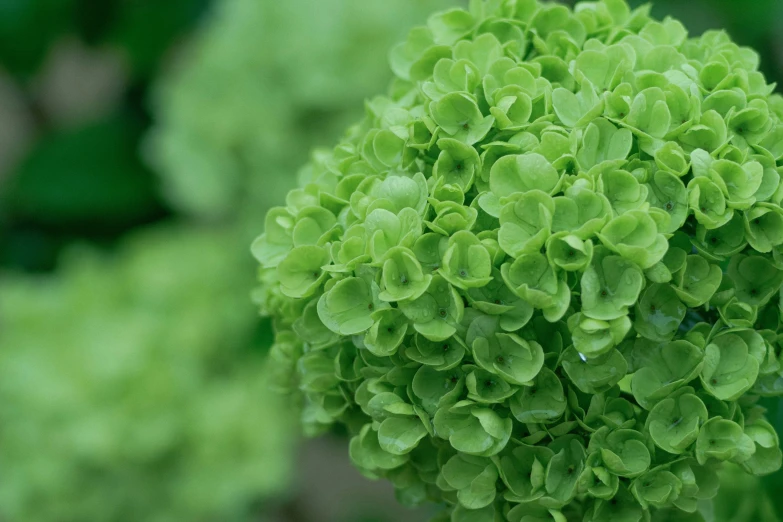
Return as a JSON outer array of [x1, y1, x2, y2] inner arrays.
[[0, 0, 781, 521]]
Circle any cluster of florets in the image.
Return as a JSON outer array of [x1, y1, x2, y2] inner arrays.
[[254, 0, 783, 520]]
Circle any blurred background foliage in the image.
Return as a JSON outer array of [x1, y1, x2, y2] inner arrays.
[[0, 226, 292, 522], [0, 0, 782, 520]]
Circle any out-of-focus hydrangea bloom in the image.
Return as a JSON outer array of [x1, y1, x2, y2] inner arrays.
[[0, 227, 292, 522], [147, 0, 457, 221]]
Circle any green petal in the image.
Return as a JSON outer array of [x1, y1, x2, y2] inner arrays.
[[581, 247, 645, 321], [633, 283, 686, 342], [700, 331, 760, 401], [695, 417, 756, 465], [630, 339, 704, 410], [317, 277, 384, 336], [562, 347, 628, 394], [546, 233, 593, 272], [597, 209, 669, 269], [379, 246, 433, 302], [378, 417, 428, 455], [498, 190, 555, 257], [440, 231, 493, 289], [646, 392, 708, 454], [429, 92, 494, 145], [510, 368, 566, 424], [490, 153, 561, 196], [364, 308, 409, 357], [399, 275, 464, 341], [441, 454, 498, 509], [277, 245, 331, 298]]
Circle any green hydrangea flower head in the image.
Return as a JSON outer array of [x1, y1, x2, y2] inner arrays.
[[253, 0, 783, 519]]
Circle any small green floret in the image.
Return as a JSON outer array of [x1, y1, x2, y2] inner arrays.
[[253, 0, 783, 520]]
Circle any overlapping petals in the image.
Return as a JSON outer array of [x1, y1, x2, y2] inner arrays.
[[254, 1, 783, 520]]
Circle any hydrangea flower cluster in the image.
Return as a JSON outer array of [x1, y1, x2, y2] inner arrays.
[[254, 0, 783, 520]]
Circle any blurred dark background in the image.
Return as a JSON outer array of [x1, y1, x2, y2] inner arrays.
[[3, 0, 783, 271], [0, 0, 781, 521]]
